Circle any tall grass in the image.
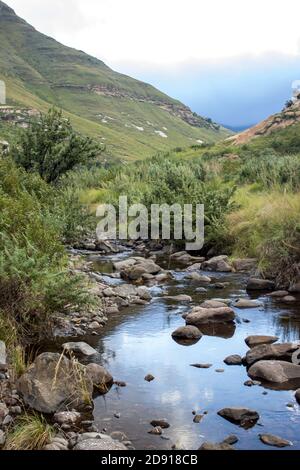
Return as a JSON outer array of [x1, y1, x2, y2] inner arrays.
[[5, 413, 54, 450]]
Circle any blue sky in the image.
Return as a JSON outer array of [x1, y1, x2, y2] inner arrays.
[[6, 0, 300, 128]]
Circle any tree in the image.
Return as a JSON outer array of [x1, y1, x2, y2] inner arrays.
[[12, 108, 102, 183]]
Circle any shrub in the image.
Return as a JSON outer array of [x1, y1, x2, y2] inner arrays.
[[12, 108, 102, 183]]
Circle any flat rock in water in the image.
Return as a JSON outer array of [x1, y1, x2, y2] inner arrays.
[[248, 360, 300, 384], [186, 306, 235, 325], [233, 299, 262, 309], [218, 407, 259, 429], [171, 325, 202, 340], [163, 295, 192, 302], [245, 335, 279, 348], [200, 300, 228, 309], [186, 272, 211, 283], [224, 355, 243, 366], [245, 343, 299, 366], [199, 441, 235, 451], [259, 434, 292, 448], [190, 363, 212, 369], [268, 290, 289, 298], [62, 342, 97, 357], [247, 278, 275, 291], [150, 419, 170, 429]]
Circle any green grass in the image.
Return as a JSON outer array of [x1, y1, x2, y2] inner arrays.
[[0, 2, 230, 160], [5, 413, 54, 450]]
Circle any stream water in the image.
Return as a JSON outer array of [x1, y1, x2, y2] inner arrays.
[[55, 250, 300, 450]]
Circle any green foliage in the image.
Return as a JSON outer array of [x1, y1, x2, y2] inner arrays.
[[12, 109, 102, 183]]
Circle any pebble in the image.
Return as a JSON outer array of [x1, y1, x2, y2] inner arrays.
[[145, 374, 155, 382], [193, 414, 204, 423]]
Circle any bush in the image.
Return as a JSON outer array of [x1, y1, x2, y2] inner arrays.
[[12, 108, 102, 183]]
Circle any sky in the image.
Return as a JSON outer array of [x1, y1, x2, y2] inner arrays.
[[6, 0, 300, 128]]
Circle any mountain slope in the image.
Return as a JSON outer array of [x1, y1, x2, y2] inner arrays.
[[0, 1, 230, 160], [228, 99, 300, 146]]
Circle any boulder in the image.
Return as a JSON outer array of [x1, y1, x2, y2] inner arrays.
[[282, 295, 297, 303], [295, 389, 300, 404], [248, 360, 300, 384], [185, 306, 235, 325], [232, 259, 257, 272], [170, 252, 204, 265], [245, 335, 279, 348], [0, 341, 7, 372], [62, 342, 97, 357], [54, 411, 82, 426], [247, 278, 275, 291], [233, 298, 262, 309], [202, 255, 232, 272], [86, 363, 113, 393], [171, 325, 202, 340], [259, 434, 292, 448], [245, 343, 299, 366], [17, 353, 93, 414], [217, 407, 259, 428], [186, 263, 202, 272], [224, 355, 243, 366]]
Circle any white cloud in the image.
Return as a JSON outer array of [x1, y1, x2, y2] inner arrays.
[[6, 0, 300, 67]]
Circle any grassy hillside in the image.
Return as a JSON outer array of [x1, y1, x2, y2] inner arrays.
[[0, 1, 230, 160]]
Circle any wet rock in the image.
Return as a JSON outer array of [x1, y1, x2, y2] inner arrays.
[[120, 258, 162, 280], [150, 419, 170, 429], [202, 255, 232, 272], [0, 341, 7, 372], [62, 342, 97, 357], [193, 414, 204, 423], [245, 343, 299, 366], [17, 353, 93, 414], [268, 290, 289, 298], [190, 363, 212, 369], [295, 389, 300, 404], [114, 380, 127, 387], [199, 441, 235, 450], [196, 287, 208, 293], [145, 374, 154, 382], [232, 259, 257, 272], [233, 299, 262, 308], [200, 300, 228, 309], [259, 434, 292, 448], [186, 272, 211, 283], [218, 407, 259, 429], [114, 413, 121, 419], [222, 435, 239, 445], [245, 335, 279, 348], [248, 360, 300, 384], [247, 278, 275, 291], [163, 295, 192, 302], [224, 355, 243, 366], [244, 380, 261, 387], [170, 252, 204, 265], [74, 437, 127, 450], [86, 363, 113, 393], [185, 306, 235, 325], [148, 426, 162, 435], [171, 325, 202, 340], [215, 369, 225, 373]]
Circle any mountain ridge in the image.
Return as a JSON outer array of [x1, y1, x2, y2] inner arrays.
[[0, 1, 230, 159]]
